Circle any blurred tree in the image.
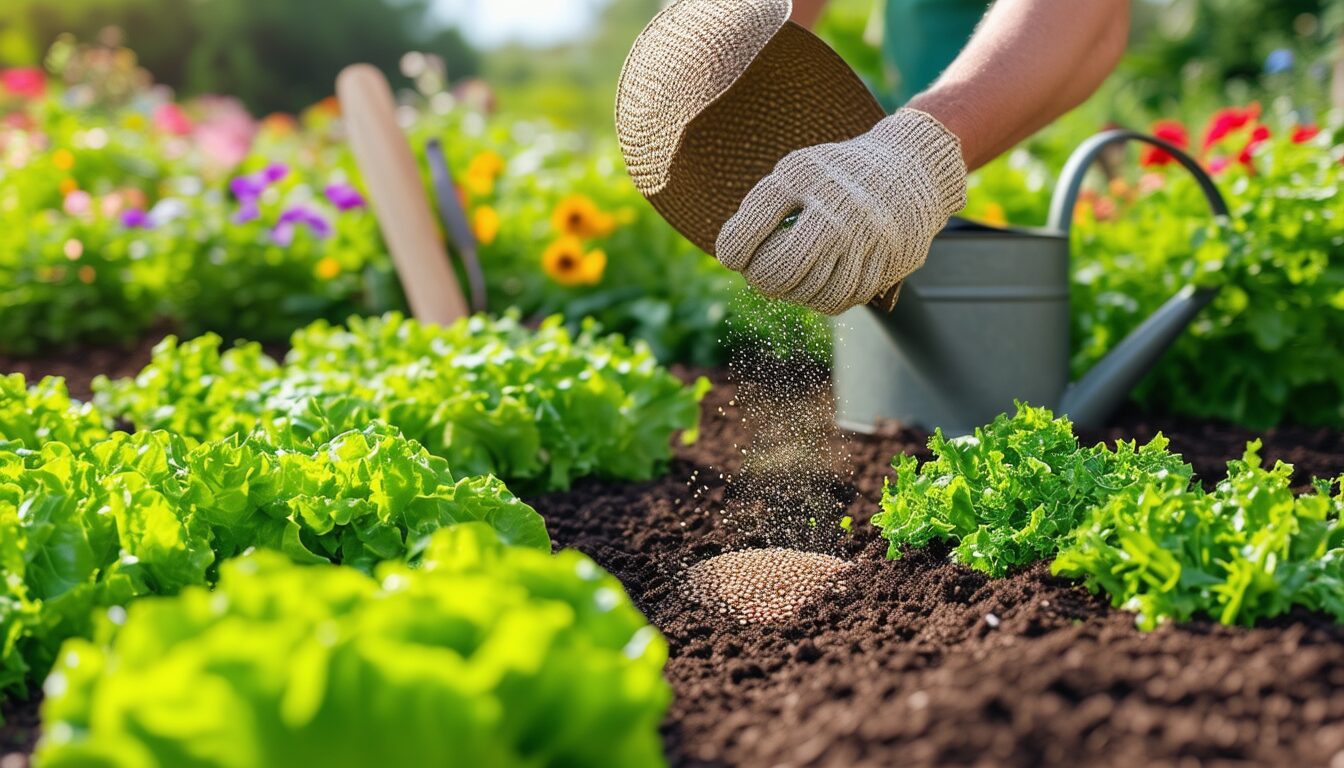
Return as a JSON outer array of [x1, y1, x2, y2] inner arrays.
[[0, 0, 478, 114]]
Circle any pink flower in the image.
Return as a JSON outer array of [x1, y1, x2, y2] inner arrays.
[[0, 68, 45, 100], [193, 96, 257, 172], [1291, 125, 1321, 144], [63, 190, 92, 217], [1207, 156, 1232, 175], [153, 103, 194, 136]]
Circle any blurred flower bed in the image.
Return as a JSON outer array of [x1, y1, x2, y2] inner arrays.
[[964, 89, 1344, 428], [0, 38, 825, 364]]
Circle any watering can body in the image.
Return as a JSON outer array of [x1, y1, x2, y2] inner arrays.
[[833, 131, 1227, 435]]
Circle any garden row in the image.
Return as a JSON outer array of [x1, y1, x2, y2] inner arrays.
[[878, 404, 1344, 629], [2, 312, 702, 764]]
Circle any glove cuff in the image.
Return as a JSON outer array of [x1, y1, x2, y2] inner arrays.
[[869, 108, 969, 217]]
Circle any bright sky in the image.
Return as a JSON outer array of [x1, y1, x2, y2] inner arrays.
[[432, 0, 609, 48]]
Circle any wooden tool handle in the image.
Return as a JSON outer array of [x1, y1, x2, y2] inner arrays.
[[336, 64, 469, 325]]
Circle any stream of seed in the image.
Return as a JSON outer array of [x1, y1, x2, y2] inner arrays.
[[682, 293, 857, 624]]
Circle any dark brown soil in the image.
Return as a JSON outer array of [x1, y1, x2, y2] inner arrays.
[[4, 348, 1343, 768], [537, 370, 1344, 768]]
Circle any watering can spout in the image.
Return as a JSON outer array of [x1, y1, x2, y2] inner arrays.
[[1058, 285, 1217, 428]]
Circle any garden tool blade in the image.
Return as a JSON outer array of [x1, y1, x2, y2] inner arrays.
[[335, 63, 469, 325], [426, 138, 488, 314]]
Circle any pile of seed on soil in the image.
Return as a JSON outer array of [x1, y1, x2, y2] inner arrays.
[[685, 548, 850, 624], [4, 349, 1344, 768]]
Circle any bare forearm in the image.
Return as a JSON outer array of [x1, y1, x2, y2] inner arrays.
[[907, 0, 1130, 170], [790, 0, 828, 29]]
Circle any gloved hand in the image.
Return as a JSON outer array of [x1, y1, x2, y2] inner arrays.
[[715, 108, 968, 315]]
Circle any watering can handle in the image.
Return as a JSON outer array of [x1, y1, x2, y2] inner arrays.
[[1050, 129, 1230, 428], [1046, 129, 1229, 232]]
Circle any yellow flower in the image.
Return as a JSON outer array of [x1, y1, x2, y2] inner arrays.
[[122, 113, 146, 131], [579, 248, 607, 284], [542, 237, 605, 287], [58, 178, 78, 196], [464, 151, 505, 197], [980, 201, 1007, 228], [52, 149, 75, 171], [472, 205, 500, 246], [551, 194, 615, 239], [314, 257, 342, 280]]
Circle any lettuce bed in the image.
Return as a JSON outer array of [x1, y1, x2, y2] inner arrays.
[[94, 312, 708, 492], [0, 418, 546, 700], [877, 404, 1344, 629], [36, 524, 671, 768]]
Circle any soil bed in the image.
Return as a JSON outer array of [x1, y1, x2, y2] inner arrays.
[[3, 347, 1344, 767]]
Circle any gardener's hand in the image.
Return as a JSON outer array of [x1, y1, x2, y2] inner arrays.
[[715, 109, 967, 315]]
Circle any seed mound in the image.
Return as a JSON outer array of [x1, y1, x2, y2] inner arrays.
[[685, 548, 851, 624]]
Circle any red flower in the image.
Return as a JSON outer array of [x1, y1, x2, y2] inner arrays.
[[1291, 124, 1321, 144], [0, 67, 45, 100], [152, 103, 194, 136], [1141, 119, 1188, 166], [1237, 124, 1271, 166], [1202, 104, 1260, 151]]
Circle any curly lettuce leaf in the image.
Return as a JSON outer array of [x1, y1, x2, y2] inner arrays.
[[37, 525, 669, 768]]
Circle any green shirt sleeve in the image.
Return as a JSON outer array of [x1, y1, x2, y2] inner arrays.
[[883, 0, 990, 103]]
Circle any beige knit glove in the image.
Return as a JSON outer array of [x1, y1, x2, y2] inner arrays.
[[715, 109, 967, 315]]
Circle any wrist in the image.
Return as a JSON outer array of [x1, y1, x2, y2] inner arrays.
[[868, 108, 968, 217], [905, 91, 982, 170]]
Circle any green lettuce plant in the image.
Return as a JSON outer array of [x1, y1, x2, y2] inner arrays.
[[0, 422, 546, 700], [94, 312, 708, 491], [36, 523, 670, 768], [874, 404, 1192, 577], [1054, 442, 1344, 629], [0, 374, 108, 450]]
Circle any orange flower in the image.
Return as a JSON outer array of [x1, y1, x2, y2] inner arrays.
[[58, 178, 78, 196], [464, 151, 505, 197], [979, 202, 1007, 228], [52, 148, 75, 171], [472, 205, 500, 246], [261, 113, 298, 137], [551, 194, 616, 239], [77, 265, 96, 284], [314, 257, 342, 280], [309, 96, 341, 118], [542, 237, 606, 286]]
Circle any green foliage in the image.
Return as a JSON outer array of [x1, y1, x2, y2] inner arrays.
[[0, 0, 478, 114], [874, 404, 1193, 577], [1070, 122, 1344, 427], [94, 312, 708, 491], [0, 374, 108, 450], [0, 421, 546, 699], [36, 524, 669, 768], [1054, 442, 1344, 629]]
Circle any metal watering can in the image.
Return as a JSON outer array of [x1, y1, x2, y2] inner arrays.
[[833, 131, 1230, 435]]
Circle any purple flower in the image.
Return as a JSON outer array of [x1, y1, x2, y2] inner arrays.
[[230, 174, 266, 201], [324, 182, 365, 212], [261, 162, 289, 184], [272, 205, 331, 245], [120, 208, 153, 229], [232, 199, 261, 225]]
